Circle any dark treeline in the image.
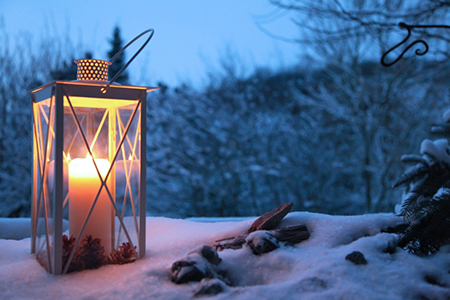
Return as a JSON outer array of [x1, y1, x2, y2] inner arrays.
[[2, 0, 450, 217], [145, 60, 449, 217]]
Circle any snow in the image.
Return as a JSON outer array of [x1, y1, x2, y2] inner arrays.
[[420, 139, 450, 164], [1, 212, 450, 299], [0, 218, 33, 240], [0, 219, 69, 240], [443, 109, 450, 123]]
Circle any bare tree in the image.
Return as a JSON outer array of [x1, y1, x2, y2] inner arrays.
[[267, 0, 450, 60], [0, 27, 85, 217], [264, 0, 450, 212]]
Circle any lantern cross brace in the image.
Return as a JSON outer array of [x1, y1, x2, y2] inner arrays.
[[32, 99, 48, 259], [116, 111, 141, 240], [61, 86, 144, 274]]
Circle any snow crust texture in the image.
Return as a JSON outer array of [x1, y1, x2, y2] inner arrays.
[[1, 212, 450, 300]]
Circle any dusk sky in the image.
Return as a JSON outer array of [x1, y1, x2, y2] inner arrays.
[[1, 0, 301, 87]]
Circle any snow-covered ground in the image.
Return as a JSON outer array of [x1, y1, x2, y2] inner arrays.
[[1, 212, 450, 300]]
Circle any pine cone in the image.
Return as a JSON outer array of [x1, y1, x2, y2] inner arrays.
[[78, 236, 107, 270], [61, 235, 107, 273], [61, 235, 84, 273], [108, 242, 137, 265]]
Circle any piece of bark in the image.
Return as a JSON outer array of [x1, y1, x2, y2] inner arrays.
[[171, 259, 208, 284], [170, 247, 230, 285], [189, 245, 222, 265], [214, 236, 246, 251], [194, 279, 228, 297], [248, 202, 294, 234], [246, 231, 280, 255], [214, 224, 310, 252], [272, 224, 310, 245], [345, 251, 367, 265]]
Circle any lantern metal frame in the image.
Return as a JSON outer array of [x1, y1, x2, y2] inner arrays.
[[30, 29, 156, 275], [31, 81, 156, 274]]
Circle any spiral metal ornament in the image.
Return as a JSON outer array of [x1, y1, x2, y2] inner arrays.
[[381, 23, 450, 67]]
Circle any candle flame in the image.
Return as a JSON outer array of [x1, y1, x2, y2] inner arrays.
[[128, 155, 132, 161], [67, 154, 71, 161]]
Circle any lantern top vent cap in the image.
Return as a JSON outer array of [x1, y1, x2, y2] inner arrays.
[[74, 59, 111, 82]]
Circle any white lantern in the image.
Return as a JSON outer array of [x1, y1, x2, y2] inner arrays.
[[30, 30, 156, 274]]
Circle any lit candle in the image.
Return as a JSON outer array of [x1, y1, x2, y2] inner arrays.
[[68, 157, 112, 254]]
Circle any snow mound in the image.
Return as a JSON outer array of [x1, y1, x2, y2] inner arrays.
[[0, 218, 69, 240], [0, 218, 32, 240], [1, 213, 450, 300]]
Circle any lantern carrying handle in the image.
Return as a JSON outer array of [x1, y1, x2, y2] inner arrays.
[[101, 28, 155, 93]]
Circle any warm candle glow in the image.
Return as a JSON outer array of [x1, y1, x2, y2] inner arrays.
[[68, 157, 112, 254]]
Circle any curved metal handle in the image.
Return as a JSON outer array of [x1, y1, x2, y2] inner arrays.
[[101, 28, 155, 93]]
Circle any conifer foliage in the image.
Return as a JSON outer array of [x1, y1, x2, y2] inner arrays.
[[107, 26, 129, 84], [394, 138, 450, 255]]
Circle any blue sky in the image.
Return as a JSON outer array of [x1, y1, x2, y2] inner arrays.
[[1, 0, 301, 87]]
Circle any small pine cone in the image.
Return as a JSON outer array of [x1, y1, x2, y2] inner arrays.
[[109, 242, 136, 265], [61, 235, 85, 273], [79, 236, 107, 270], [62, 235, 76, 260]]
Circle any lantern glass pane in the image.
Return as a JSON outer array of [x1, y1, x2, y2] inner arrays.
[[32, 97, 56, 273], [62, 95, 142, 259], [63, 96, 113, 255], [114, 104, 141, 248]]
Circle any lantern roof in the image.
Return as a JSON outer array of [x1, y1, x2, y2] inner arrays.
[[29, 80, 159, 104], [30, 80, 158, 93]]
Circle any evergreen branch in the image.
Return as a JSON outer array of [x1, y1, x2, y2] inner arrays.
[[400, 154, 429, 165], [398, 188, 450, 255], [393, 164, 429, 188]]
